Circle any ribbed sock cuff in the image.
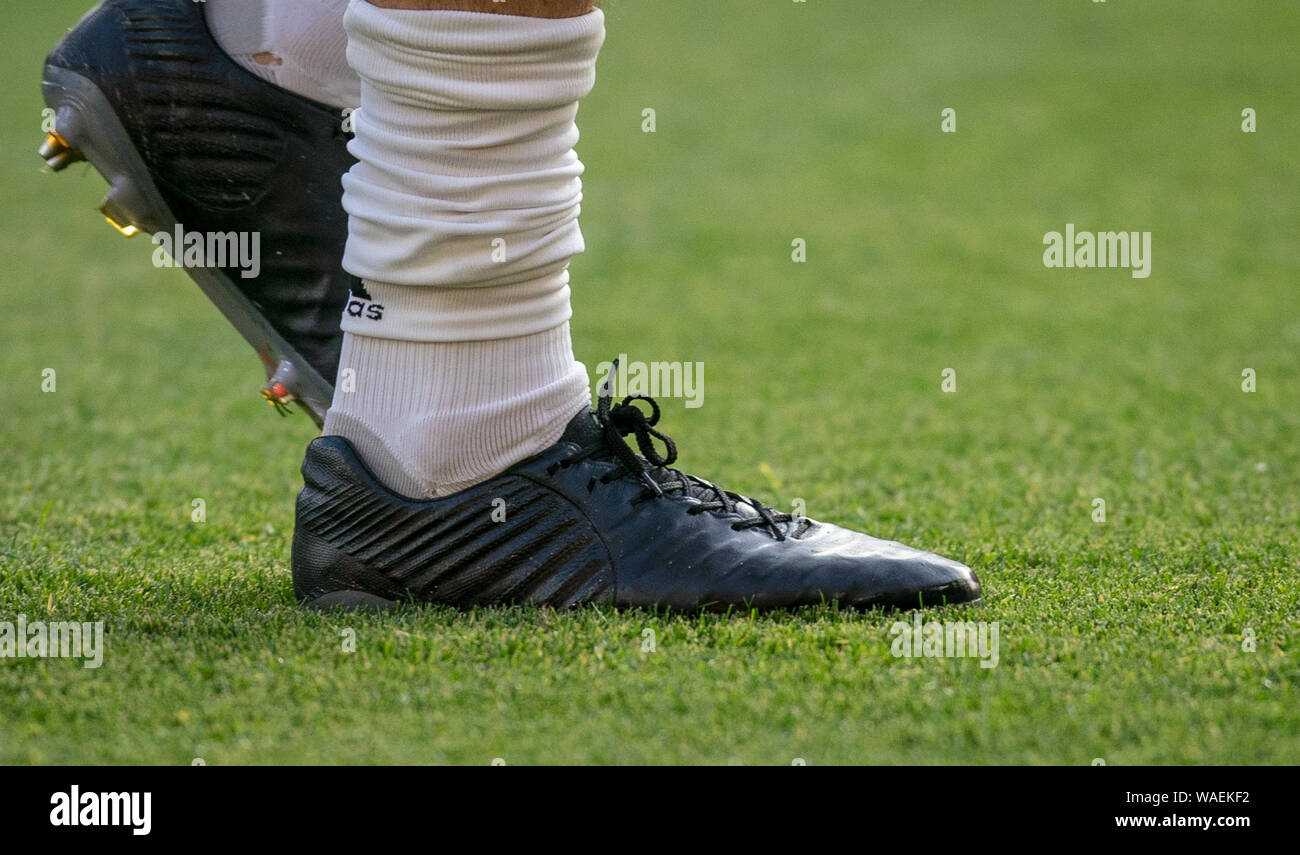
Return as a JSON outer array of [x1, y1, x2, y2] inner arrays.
[[324, 324, 591, 498]]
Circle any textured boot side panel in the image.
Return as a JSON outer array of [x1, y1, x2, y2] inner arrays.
[[294, 439, 616, 608], [292, 486, 405, 603]]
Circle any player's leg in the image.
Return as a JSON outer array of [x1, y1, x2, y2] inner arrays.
[[320, 0, 600, 497], [291, 0, 982, 610], [369, 0, 591, 14], [205, 0, 359, 111]]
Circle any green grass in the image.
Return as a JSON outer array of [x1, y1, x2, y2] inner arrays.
[[1, 0, 1297, 765]]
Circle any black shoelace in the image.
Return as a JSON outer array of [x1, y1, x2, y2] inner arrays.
[[548, 366, 806, 541]]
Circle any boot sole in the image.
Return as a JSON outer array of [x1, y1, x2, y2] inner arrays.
[[298, 586, 983, 613], [301, 590, 400, 612]]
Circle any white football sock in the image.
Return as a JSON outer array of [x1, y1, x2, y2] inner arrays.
[[326, 323, 589, 498], [323, 3, 605, 499], [204, 0, 360, 111]]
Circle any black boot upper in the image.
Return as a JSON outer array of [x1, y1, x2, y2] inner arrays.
[[45, 0, 357, 383], [293, 385, 982, 611]]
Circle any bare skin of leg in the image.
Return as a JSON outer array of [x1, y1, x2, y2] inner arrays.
[[367, 0, 593, 17]]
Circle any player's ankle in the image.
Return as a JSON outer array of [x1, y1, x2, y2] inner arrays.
[[323, 325, 591, 499], [204, 0, 360, 110]]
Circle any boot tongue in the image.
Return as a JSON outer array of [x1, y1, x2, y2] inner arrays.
[[565, 406, 775, 525], [559, 407, 606, 448]]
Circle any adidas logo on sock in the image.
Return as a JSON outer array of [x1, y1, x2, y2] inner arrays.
[[345, 283, 384, 321]]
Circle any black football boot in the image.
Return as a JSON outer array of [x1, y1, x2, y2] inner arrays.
[[38, 0, 359, 425], [292, 379, 983, 611]]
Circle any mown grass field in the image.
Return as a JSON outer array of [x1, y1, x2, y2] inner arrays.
[[1, 0, 1296, 764]]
